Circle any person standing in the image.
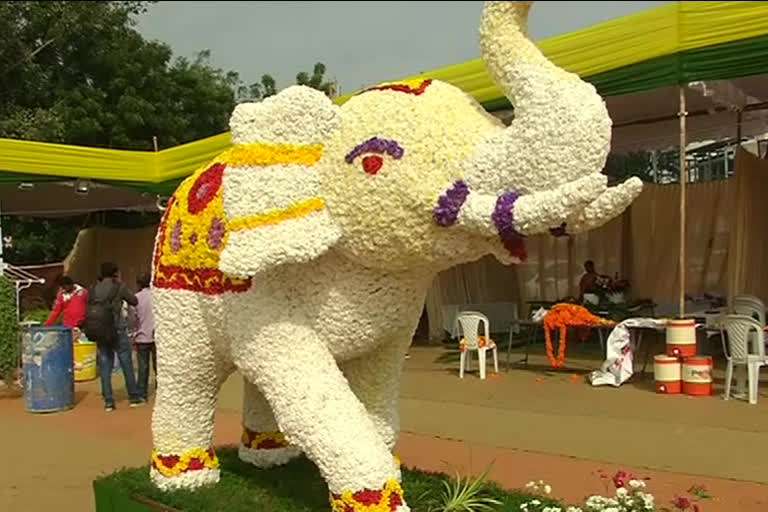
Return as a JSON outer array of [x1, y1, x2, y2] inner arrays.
[[44, 275, 87, 328], [131, 273, 156, 402], [84, 262, 142, 412]]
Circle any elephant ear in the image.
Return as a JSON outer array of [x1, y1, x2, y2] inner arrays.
[[218, 86, 342, 277]]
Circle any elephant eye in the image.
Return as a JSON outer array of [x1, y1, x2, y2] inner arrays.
[[344, 136, 404, 176]]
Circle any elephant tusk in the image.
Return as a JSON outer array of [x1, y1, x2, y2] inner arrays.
[[512, 173, 607, 235], [561, 177, 643, 233]]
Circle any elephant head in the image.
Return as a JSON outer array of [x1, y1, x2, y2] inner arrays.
[[218, 0, 642, 278]]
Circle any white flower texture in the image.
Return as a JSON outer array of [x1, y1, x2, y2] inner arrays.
[[238, 444, 302, 469], [628, 479, 646, 489], [564, 177, 643, 234], [149, 2, 642, 511], [513, 174, 607, 235], [150, 466, 220, 491], [230, 85, 340, 145]]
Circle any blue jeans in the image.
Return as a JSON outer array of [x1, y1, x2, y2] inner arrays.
[[97, 329, 140, 407], [135, 343, 156, 401]]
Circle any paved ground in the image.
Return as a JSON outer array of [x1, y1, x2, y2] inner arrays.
[[2, 343, 767, 511]]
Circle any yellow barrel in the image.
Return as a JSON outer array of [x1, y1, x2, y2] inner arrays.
[[73, 341, 98, 382]]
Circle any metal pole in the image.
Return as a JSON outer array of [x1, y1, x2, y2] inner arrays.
[[679, 87, 687, 319]]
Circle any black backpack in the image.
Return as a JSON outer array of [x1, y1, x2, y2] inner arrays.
[[83, 282, 120, 344]]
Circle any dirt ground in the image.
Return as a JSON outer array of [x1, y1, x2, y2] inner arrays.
[[2, 343, 767, 511]]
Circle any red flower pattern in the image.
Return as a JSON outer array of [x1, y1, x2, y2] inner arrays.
[[153, 265, 252, 295], [362, 155, 383, 175], [359, 79, 433, 97], [187, 163, 225, 215], [352, 489, 383, 505]]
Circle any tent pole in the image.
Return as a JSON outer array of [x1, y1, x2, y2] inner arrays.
[[678, 86, 687, 319]]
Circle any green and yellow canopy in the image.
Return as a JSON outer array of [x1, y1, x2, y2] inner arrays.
[[1, 1, 767, 196]]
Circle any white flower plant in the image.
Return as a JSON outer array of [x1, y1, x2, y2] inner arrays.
[[518, 471, 710, 512]]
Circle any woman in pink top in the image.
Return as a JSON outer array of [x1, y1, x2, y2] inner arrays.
[[131, 273, 156, 401]]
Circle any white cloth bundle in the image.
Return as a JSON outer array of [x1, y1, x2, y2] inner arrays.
[[589, 317, 667, 387]]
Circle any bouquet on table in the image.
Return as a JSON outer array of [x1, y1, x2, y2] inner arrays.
[[594, 275, 630, 304]]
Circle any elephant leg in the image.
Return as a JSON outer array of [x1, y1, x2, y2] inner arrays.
[[234, 325, 408, 512], [150, 291, 231, 491], [341, 336, 409, 453], [239, 378, 301, 468]]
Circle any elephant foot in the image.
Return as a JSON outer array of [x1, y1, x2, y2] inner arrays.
[[329, 479, 409, 512], [239, 427, 301, 468], [150, 447, 220, 490]]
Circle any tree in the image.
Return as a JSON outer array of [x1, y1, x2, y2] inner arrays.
[[0, 1, 239, 150], [296, 62, 336, 97], [235, 62, 336, 103], [236, 74, 277, 102]]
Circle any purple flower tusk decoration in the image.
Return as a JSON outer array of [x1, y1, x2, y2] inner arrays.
[[433, 180, 470, 227], [492, 191, 527, 261]]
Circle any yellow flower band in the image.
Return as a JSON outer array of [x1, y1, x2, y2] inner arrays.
[[219, 143, 323, 167], [228, 197, 326, 232], [241, 427, 290, 450], [330, 479, 404, 512], [151, 447, 219, 478]]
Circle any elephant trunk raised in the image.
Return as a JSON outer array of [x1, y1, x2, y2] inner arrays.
[[449, 0, 642, 249]]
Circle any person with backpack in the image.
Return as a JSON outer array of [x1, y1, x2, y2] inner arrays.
[[84, 262, 141, 412]]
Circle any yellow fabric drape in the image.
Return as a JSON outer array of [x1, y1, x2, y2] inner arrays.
[[2, 2, 767, 184], [335, 1, 768, 106]]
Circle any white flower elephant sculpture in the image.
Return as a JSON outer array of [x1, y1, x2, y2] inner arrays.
[[148, 1, 642, 510]]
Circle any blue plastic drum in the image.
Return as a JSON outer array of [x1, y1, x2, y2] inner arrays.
[[22, 326, 75, 413]]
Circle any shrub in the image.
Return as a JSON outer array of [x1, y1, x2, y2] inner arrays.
[[0, 276, 19, 382]]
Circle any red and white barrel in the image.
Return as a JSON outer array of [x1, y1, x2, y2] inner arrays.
[[666, 319, 697, 358], [682, 356, 713, 396], [654, 355, 682, 394]]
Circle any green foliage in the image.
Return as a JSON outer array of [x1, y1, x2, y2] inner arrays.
[[296, 62, 336, 97], [3, 210, 163, 266], [0, 276, 19, 382], [2, 215, 82, 265], [432, 463, 503, 512], [237, 74, 278, 102], [236, 62, 336, 103], [0, 1, 237, 150], [22, 309, 50, 324], [95, 446, 547, 512]]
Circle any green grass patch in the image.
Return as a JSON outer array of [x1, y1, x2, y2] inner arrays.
[[95, 445, 558, 512]]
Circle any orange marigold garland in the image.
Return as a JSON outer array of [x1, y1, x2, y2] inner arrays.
[[543, 304, 613, 368]]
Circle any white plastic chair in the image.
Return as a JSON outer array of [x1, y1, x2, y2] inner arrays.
[[719, 315, 767, 405], [456, 312, 498, 379], [733, 295, 766, 326]]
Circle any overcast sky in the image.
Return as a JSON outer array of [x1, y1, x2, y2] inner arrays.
[[136, 1, 670, 93]]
